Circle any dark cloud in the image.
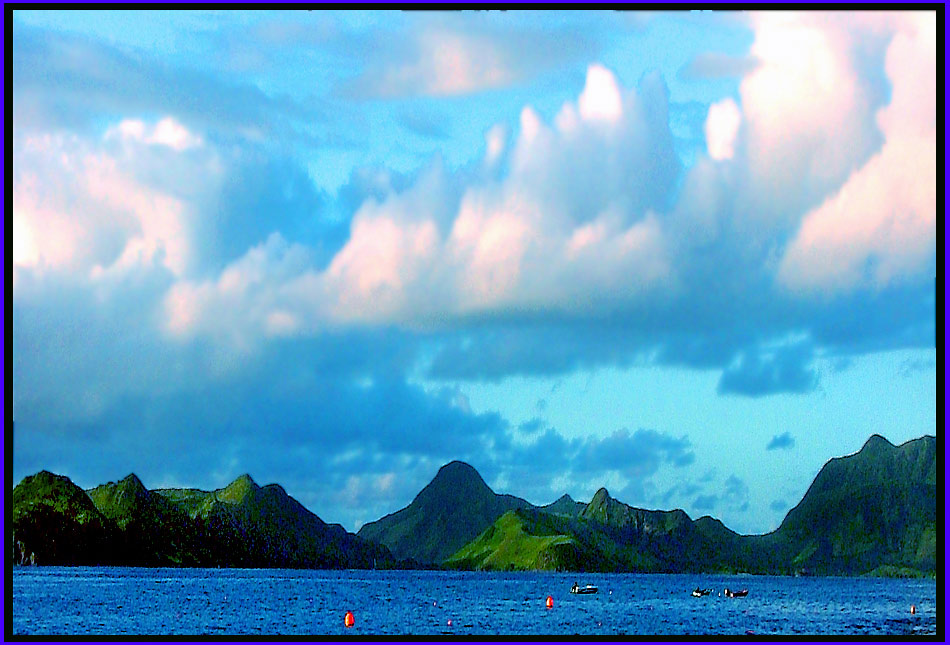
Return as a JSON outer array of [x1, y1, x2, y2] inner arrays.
[[518, 418, 545, 435], [899, 357, 936, 377], [722, 475, 750, 512], [717, 341, 818, 397], [12, 25, 341, 149], [574, 428, 694, 474], [195, 150, 341, 273], [766, 432, 795, 451], [692, 494, 718, 511]]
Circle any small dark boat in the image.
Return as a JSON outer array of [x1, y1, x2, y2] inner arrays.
[[691, 588, 712, 597], [571, 583, 598, 594], [724, 588, 749, 598]]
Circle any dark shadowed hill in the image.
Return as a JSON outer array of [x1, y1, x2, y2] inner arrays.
[[13, 471, 116, 566], [14, 472, 397, 569], [766, 434, 937, 575]]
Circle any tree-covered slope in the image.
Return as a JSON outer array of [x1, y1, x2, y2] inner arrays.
[[771, 434, 936, 575], [14, 471, 397, 569], [13, 471, 116, 565]]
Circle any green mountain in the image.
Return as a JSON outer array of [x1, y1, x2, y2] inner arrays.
[[13, 434, 935, 575], [13, 471, 116, 566], [182, 473, 395, 568], [14, 472, 397, 569], [768, 434, 937, 575], [541, 494, 586, 517], [356, 461, 532, 563], [87, 474, 205, 565], [440, 435, 936, 576]]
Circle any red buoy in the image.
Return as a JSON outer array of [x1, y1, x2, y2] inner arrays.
[[447, 619, 453, 626], [546, 595, 554, 608], [344, 610, 355, 628], [911, 605, 917, 615]]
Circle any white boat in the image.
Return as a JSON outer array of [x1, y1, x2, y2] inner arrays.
[[570, 583, 598, 594]]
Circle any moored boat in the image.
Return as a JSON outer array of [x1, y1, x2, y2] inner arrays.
[[571, 583, 598, 594], [724, 588, 749, 598]]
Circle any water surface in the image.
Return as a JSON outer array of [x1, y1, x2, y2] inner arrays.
[[12, 567, 937, 636]]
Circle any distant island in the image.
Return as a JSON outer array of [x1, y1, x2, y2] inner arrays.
[[13, 434, 935, 577]]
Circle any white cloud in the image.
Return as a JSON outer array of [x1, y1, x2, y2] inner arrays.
[[704, 97, 741, 161], [108, 117, 203, 151], [578, 64, 623, 123], [778, 12, 936, 292], [739, 12, 886, 223], [13, 132, 189, 279]]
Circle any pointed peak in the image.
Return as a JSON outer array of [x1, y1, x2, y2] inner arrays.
[[119, 473, 146, 491], [591, 487, 611, 503], [556, 493, 575, 503], [218, 473, 259, 503]]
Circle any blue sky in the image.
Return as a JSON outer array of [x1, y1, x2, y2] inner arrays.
[[11, 10, 937, 535]]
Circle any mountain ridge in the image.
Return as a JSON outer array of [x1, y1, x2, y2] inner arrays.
[[13, 434, 935, 575]]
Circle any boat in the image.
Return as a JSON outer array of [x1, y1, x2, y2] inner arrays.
[[691, 588, 712, 597], [570, 583, 598, 594], [724, 588, 749, 598]]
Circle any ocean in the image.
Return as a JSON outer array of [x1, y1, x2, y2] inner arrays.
[[11, 567, 937, 636]]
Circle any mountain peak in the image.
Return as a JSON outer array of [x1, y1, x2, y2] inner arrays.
[[861, 434, 894, 452], [591, 488, 611, 504], [218, 474, 259, 503], [423, 461, 491, 497], [435, 460, 481, 479], [119, 473, 147, 493]]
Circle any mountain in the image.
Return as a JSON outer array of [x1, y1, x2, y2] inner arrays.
[[438, 435, 936, 575], [13, 434, 935, 575], [541, 494, 586, 517], [768, 434, 937, 575], [13, 472, 397, 569], [13, 471, 116, 566], [446, 489, 746, 573], [87, 474, 204, 565], [357, 461, 533, 563], [183, 473, 395, 568]]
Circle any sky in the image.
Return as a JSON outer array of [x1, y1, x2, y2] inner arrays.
[[11, 10, 938, 535]]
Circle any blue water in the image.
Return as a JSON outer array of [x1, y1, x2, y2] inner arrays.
[[12, 567, 937, 636]]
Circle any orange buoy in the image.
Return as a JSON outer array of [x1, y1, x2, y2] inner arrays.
[[344, 610, 355, 628], [546, 595, 554, 608], [911, 605, 917, 615]]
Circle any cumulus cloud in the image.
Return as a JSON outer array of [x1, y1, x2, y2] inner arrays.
[[13, 129, 197, 279], [12, 10, 937, 534], [704, 97, 741, 161], [777, 14, 936, 293]]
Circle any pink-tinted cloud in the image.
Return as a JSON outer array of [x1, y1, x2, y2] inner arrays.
[[778, 12, 936, 292]]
